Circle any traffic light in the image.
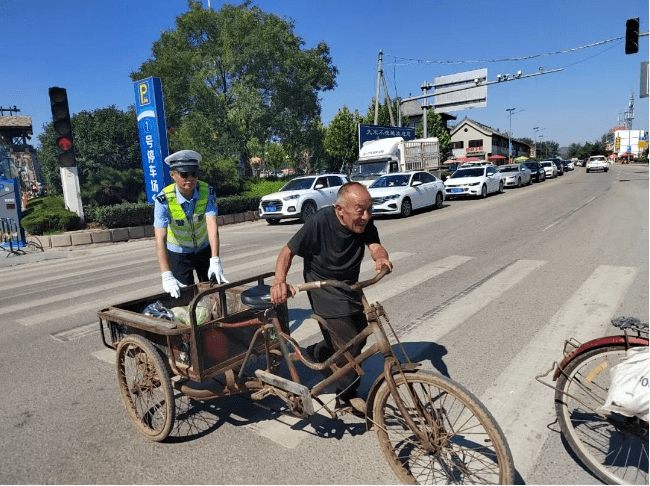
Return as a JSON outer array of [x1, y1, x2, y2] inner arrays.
[[625, 17, 639, 55], [48, 87, 77, 167]]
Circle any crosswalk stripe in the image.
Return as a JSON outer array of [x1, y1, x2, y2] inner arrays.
[[364, 255, 474, 304], [0, 257, 158, 292], [51, 322, 99, 342], [479, 264, 638, 482], [286, 252, 413, 343], [403, 259, 547, 344], [4, 273, 159, 319]]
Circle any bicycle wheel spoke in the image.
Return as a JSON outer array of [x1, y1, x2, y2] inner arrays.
[[556, 344, 649, 485], [374, 372, 513, 484]]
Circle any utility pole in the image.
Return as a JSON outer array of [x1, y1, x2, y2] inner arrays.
[[373, 50, 395, 126]]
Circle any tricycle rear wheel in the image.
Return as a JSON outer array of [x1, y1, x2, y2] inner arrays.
[[116, 335, 175, 442]]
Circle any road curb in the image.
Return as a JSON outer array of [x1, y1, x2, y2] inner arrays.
[[27, 210, 261, 251]]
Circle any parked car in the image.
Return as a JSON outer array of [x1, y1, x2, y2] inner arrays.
[[552, 159, 565, 176], [562, 160, 574, 171], [368, 171, 445, 217], [497, 164, 532, 187], [585, 155, 609, 173], [444, 164, 504, 199], [521, 161, 546, 182], [540, 160, 558, 178], [259, 173, 348, 224]]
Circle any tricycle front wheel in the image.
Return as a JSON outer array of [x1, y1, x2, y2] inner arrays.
[[116, 335, 175, 442], [373, 371, 514, 484]]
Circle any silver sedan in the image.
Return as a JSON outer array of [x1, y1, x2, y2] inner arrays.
[[497, 164, 532, 188]]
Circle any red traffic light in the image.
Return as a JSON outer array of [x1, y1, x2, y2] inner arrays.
[[57, 136, 73, 151], [48, 86, 77, 168]]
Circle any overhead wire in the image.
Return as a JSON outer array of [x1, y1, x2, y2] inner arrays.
[[385, 36, 625, 66]]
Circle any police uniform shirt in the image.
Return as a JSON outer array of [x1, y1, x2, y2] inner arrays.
[[153, 182, 218, 253]]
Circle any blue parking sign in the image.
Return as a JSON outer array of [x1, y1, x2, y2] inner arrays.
[[134, 77, 171, 203]]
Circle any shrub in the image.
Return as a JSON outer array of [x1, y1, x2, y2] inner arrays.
[[92, 202, 153, 228], [216, 195, 261, 215], [21, 196, 82, 235]]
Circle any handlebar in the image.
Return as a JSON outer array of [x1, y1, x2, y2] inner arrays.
[[293, 265, 390, 294]]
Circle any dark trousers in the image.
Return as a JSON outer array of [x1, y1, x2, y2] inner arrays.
[[167, 246, 211, 285], [314, 313, 368, 397]]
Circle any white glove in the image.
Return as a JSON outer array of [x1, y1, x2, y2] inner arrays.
[[207, 256, 229, 284], [161, 271, 185, 298]]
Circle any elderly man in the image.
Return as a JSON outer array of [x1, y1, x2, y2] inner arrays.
[[153, 150, 228, 298], [271, 182, 392, 411]]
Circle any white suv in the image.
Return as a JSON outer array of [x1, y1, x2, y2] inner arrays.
[[444, 164, 504, 199], [586, 155, 609, 173], [259, 174, 348, 224]]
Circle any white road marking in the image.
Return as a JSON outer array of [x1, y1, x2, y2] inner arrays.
[[287, 252, 413, 343], [403, 259, 547, 343], [479, 264, 638, 481], [51, 322, 99, 342], [91, 348, 116, 364]]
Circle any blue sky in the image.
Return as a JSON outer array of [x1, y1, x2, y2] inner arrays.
[[2, 0, 648, 149]]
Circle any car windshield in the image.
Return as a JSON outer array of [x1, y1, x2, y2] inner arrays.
[[541, 162, 552, 167], [450, 168, 485, 178], [280, 177, 315, 191], [499, 166, 518, 172], [523, 163, 538, 169], [591, 157, 606, 162], [351, 162, 389, 179], [370, 174, 410, 188]]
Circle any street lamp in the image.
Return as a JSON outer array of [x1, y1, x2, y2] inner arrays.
[[506, 108, 524, 161], [533, 127, 545, 158], [538, 134, 546, 159]]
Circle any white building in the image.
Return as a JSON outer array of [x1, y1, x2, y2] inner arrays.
[[606, 127, 647, 157]]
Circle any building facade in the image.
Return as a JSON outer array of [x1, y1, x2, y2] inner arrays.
[[449, 117, 531, 162], [605, 127, 647, 158]]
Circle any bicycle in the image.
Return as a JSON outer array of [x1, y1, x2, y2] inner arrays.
[[536, 317, 649, 485], [99, 268, 515, 484]]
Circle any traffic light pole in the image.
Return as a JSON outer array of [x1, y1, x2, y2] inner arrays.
[[60, 166, 84, 223]]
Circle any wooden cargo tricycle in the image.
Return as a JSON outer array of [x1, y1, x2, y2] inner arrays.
[[99, 270, 515, 484]]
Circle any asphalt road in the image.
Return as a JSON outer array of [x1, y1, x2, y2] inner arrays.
[[0, 164, 647, 484]]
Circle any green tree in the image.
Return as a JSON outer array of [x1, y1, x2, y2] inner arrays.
[[130, 1, 337, 188], [415, 108, 451, 156], [324, 106, 360, 171], [36, 105, 142, 197]]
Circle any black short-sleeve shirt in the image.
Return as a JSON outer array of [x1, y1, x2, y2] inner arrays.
[[287, 206, 380, 318]]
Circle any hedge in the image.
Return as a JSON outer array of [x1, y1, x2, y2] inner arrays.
[[23, 192, 266, 233], [21, 196, 82, 235]]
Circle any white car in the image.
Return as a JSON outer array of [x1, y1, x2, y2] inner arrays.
[[540, 160, 558, 179], [259, 174, 348, 224], [497, 164, 532, 187], [368, 171, 445, 217], [586, 155, 609, 173], [444, 164, 504, 199]]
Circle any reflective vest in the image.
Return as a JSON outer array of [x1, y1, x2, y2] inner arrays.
[[163, 182, 209, 250]]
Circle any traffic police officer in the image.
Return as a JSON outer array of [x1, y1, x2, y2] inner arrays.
[[153, 150, 228, 297]]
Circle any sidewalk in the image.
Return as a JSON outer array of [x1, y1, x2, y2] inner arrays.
[[0, 210, 260, 268]]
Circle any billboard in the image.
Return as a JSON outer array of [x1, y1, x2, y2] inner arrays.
[[359, 124, 416, 150], [433, 68, 488, 113], [134, 77, 171, 203]]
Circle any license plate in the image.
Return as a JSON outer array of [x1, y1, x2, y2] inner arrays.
[[266, 205, 277, 212], [451, 188, 463, 194]]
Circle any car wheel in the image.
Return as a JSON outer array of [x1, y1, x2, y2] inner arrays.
[[400, 198, 412, 217], [516, 177, 521, 188], [480, 184, 488, 198], [300, 202, 317, 222], [434, 192, 443, 209], [267, 218, 280, 225], [586, 169, 589, 173], [498, 181, 504, 194]]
